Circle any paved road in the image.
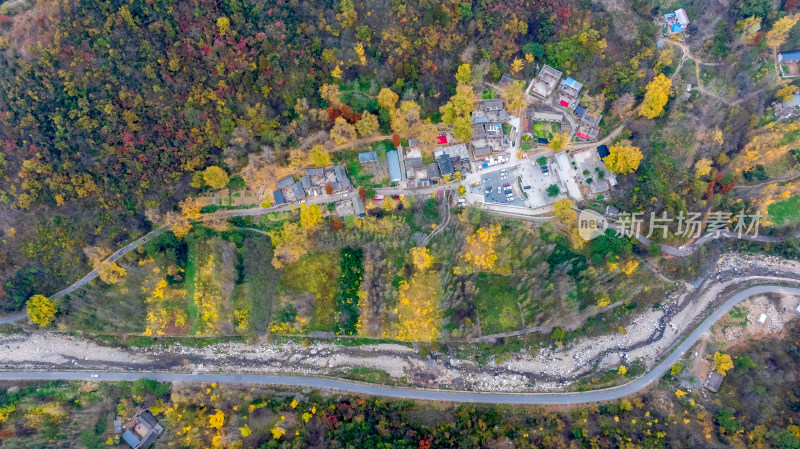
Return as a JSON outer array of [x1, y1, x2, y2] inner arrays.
[[1, 285, 798, 404]]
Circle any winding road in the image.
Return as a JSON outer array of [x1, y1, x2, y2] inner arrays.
[[1, 285, 798, 404]]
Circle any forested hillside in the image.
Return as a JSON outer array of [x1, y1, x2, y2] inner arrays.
[[0, 0, 657, 310]]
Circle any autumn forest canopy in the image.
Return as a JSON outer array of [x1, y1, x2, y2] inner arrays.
[[0, 0, 661, 309]]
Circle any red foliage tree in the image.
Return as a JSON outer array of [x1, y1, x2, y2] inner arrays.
[[330, 216, 343, 230], [358, 187, 367, 202], [325, 183, 334, 195], [392, 133, 401, 147]]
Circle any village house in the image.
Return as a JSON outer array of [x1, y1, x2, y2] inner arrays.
[[779, 51, 800, 77], [301, 165, 351, 196], [529, 65, 563, 99], [335, 195, 366, 218], [557, 77, 583, 109], [436, 152, 455, 178], [576, 111, 602, 141], [664, 8, 689, 34], [122, 411, 163, 449], [404, 144, 426, 180], [276, 176, 303, 202]]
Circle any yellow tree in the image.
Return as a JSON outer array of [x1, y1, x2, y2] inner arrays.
[[377, 88, 399, 110], [216, 17, 230, 36], [455, 63, 472, 85], [299, 203, 322, 229], [694, 158, 713, 178], [98, 262, 127, 284], [309, 145, 331, 167], [319, 83, 341, 107], [355, 111, 379, 137], [418, 123, 438, 155], [640, 73, 672, 119], [776, 84, 796, 103], [549, 133, 569, 152], [330, 116, 356, 144], [203, 166, 230, 189], [27, 294, 57, 327], [511, 57, 524, 74], [657, 46, 674, 68], [463, 225, 501, 271], [553, 198, 577, 225], [766, 13, 800, 51], [410, 246, 433, 271], [605, 144, 643, 174], [268, 221, 311, 268], [713, 352, 734, 376], [503, 80, 525, 111], [452, 116, 471, 142]]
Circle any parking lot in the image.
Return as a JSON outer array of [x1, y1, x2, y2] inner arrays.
[[517, 158, 565, 208], [469, 168, 525, 206]]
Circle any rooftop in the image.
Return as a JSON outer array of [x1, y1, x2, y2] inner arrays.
[[386, 150, 402, 182], [358, 151, 377, 163]]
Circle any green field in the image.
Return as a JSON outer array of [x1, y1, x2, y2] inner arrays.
[[473, 273, 522, 335], [532, 121, 560, 139], [277, 250, 341, 331], [768, 195, 800, 225]]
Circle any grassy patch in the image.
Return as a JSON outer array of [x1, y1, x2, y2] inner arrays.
[[344, 367, 396, 384], [473, 273, 521, 335], [277, 251, 341, 331], [335, 248, 364, 335], [768, 195, 800, 225], [532, 121, 559, 139]]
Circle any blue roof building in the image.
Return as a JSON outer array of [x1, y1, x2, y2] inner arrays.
[[780, 51, 800, 62], [386, 150, 402, 182], [122, 431, 141, 448], [358, 151, 377, 163], [597, 144, 610, 160], [671, 23, 682, 33], [273, 189, 285, 204]]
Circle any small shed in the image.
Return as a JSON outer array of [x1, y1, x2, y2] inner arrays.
[[358, 151, 377, 163], [704, 370, 725, 393]]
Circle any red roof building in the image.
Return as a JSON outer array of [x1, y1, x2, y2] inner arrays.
[[559, 100, 569, 107], [436, 135, 448, 144]]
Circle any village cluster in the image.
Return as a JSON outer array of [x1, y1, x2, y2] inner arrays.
[[263, 8, 705, 215]]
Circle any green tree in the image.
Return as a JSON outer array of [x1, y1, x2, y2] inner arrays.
[[536, 156, 548, 166], [457, 185, 466, 196], [203, 166, 230, 189], [546, 184, 560, 197], [27, 294, 57, 327]]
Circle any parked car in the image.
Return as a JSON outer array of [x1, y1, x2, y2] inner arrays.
[[541, 165, 549, 173], [503, 183, 510, 187], [483, 178, 490, 183], [523, 185, 532, 190]]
